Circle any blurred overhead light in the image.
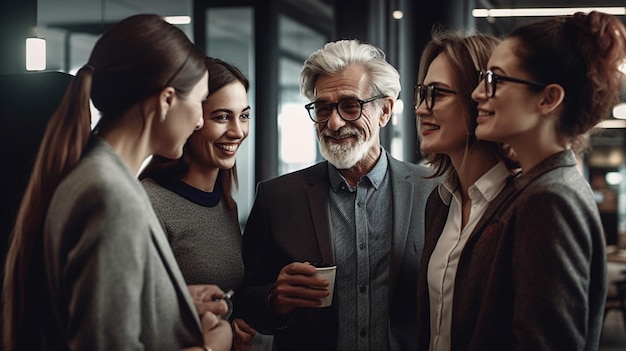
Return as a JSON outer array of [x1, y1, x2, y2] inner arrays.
[[606, 172, 623, 186], [472, 7, 625, 18], [164, 16, 191, 24], [26, 38, 46, 71], [597, 119, 626, 129], [392, 10, 403, 19], [613, 103, 626, 120]]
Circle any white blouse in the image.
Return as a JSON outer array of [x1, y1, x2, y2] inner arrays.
[[427, 162, 511, 351]]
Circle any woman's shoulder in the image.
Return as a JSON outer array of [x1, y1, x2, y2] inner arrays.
[[54, 151, 147, 215], [141, 177, 165, 194], [141, 178, 191, 210], [504, 166, 596, 222]]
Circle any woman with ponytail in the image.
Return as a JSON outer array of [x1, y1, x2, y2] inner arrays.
[[3, 14, 231, 351]]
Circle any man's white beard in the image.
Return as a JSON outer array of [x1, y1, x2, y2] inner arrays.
[[318, 127, 376, 169]]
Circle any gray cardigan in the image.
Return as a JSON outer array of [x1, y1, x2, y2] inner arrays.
[[44, 137, 204, 350]]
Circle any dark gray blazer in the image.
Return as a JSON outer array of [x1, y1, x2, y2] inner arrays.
[[240, 151, 438, 351], [44, 137, 204, 350], [417, 149, 607, 351]]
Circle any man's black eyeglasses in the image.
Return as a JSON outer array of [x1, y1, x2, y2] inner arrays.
[[304, 95, 384, 123], [414, 84, 456, 110], [478, 70, 546, 98]]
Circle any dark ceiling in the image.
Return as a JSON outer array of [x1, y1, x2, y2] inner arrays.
[[474, 0, 626, 37], [37, 0, 625, 33]]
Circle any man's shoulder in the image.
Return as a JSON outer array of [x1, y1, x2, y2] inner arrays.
[[260, 162, 327, 185], [387, 156, 435, 178]]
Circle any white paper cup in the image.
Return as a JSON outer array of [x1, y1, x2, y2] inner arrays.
[[313, 265, 336, 307]]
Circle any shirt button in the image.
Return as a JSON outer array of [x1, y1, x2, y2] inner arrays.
[[360, 285, 366, 293], [359, 243, 366, 250], [360, 329, 366, 337], [357, 201, 364, 207]]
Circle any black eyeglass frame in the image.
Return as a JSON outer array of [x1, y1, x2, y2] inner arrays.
[[414, 84, 457, 110], [479, 70, 546, 98], [304, 95, 384, 123]]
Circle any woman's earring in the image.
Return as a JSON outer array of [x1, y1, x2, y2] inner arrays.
[[160, 113, 167, 123]]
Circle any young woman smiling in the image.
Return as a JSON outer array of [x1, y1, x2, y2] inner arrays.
[[467, 11, 626, 350]]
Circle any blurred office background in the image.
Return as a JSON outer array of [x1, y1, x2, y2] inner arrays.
[[1, 0, 625, 349]]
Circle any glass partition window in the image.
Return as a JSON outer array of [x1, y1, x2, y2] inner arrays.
[[278, 58, 317, 175], [277, 15, 327, 175]]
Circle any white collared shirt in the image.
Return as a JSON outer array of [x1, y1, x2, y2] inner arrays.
[[428, 162, 511, 351]]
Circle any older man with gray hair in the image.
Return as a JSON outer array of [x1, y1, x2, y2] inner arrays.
[[239, 39, 438, 351]]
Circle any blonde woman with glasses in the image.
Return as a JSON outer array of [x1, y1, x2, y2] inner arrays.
[[414, 29, 518, 351]]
